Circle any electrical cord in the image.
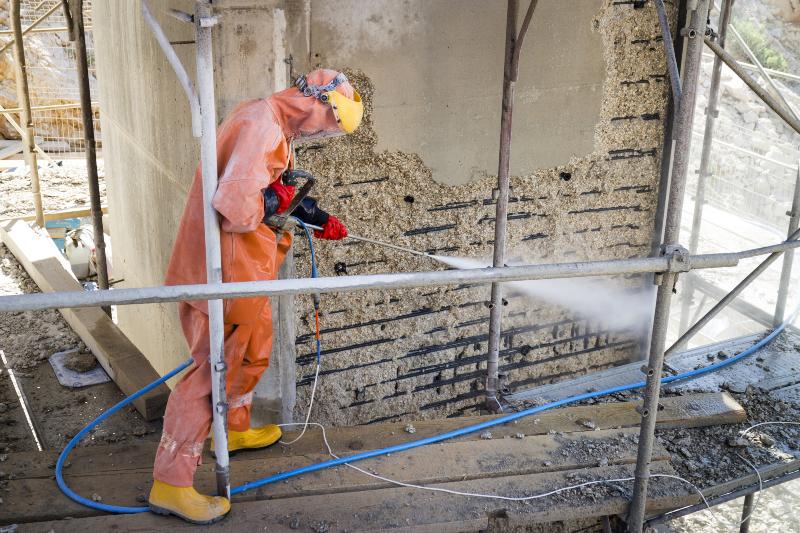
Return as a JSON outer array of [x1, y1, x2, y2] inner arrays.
[[277, 421, 717, 507]]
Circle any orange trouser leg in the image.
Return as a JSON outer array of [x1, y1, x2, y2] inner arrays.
[[228, 227, 292, 431], [227, 304, 273, 431], [153, 230, 289, 487], [226, 229, 289, 429], [153, 304, 253, 486]]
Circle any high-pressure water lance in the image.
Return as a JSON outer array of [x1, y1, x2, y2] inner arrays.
[[266, 169, 436, 260], [302, 222, 434, 259]]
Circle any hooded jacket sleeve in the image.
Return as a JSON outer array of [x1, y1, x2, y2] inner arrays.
[[211, 116, 286, 233]]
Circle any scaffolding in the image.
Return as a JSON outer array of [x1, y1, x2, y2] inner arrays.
[[9, 0, 101, 156], [2, 0, 800, 531]]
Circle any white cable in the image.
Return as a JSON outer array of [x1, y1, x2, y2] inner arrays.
[[278, 363, 320, 446], [735, 453, 763, 527], [279, 375, 794, 525], [277, 422, 725, 522]]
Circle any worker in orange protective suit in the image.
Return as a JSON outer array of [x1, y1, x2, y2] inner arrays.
[[148, 69, 363, 524]]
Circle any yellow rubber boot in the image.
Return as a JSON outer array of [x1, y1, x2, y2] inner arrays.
[[149, 480, 230, 524], [212, 424, 282, 454]]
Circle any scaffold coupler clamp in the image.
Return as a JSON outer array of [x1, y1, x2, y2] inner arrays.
[[655, 244, 690, 292]]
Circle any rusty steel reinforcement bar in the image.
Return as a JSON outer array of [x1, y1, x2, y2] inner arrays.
[[628, 2, 710, 531], [666, 229, 800, 356], [775, 164, 800, 325], [486, 0, 539, 412], [0, 250, 777, 314], [66, 0, 110, 299], [704, 36, 800, 136], [679, 0, 734, 339]]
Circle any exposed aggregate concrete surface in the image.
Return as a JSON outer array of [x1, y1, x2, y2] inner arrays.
[[293, 1, 677, 426]]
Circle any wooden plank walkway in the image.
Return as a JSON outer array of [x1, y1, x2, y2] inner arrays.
[[2, 393, 745, 530]]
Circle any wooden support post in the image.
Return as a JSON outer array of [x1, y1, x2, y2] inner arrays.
[[10, 0, 45, 228]]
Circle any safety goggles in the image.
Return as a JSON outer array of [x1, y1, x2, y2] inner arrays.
[[295, 73, 364, 134]]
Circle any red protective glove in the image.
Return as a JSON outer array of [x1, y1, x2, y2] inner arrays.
[[315, 215, 348, 240], [269, 181, 296, 214]]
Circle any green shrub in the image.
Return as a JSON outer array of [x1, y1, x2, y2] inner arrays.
[[731, 20, 789, 72]]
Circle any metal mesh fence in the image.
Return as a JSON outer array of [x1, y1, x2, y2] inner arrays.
[[8, 0, 100, 157]]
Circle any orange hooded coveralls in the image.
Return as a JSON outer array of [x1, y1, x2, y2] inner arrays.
[[153, 70, 355, 487]]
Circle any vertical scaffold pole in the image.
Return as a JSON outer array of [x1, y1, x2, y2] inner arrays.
[[66, 0, 111, 296], [678, 0, 734, 342], [486, 0, 538, 412], [774, 164, 800, 325], [10, 0, 45, 228], [628, 1, 709, 531], [194, 0, 229, 499]]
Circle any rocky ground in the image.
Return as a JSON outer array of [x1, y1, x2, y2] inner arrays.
[[0, 159, 160, 455]]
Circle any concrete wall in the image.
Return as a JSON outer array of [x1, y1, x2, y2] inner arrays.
[[307, 0, 605, 185], [92, 0, 296, 420], [93, 0, 675, 426], [93, 0, 199, 382], [291, 1, 675, 425]]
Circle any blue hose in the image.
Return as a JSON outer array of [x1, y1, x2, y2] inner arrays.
[[55, 359, 192, 514], [294, 218, 322, 365], [55, 266, 797, 512]]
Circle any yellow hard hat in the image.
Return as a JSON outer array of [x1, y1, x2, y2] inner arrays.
[[327, 89, 363, 134], [295, 72, 364, 134]]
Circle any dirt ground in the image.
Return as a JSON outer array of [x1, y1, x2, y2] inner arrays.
[[0, 159, 160, 455]]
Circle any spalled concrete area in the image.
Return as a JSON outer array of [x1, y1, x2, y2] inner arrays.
[[293, 2, 676, 425]]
